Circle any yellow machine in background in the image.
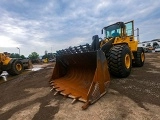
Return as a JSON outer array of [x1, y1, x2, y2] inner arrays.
[[50, 20, 145, 109], [0, 52, 32, 75], [42, 58, 48, 63]]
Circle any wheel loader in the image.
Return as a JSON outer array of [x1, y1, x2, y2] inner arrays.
[[0, 52, 32, 76], [50, 20, 145, 109]]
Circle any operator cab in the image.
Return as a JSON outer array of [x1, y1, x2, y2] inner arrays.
[[102, 21, 134, 39], [99, 21, 135, 53]]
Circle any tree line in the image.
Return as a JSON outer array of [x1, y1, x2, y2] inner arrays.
[[10, 52, 56, 63]]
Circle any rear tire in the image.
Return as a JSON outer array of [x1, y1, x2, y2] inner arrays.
[[108, 44, 132, 78], [7, 60, 24, 75], [132, 47, 145, 67]]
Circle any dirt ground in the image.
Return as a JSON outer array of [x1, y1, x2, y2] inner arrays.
[[0, 53, 160, 120]]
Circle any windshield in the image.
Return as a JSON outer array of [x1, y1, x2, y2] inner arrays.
[[104, 24, 121, 38], [125, 22, 133, 36]]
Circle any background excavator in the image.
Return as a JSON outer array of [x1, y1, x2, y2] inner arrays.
[[0, 52, 32, 76], [50, 20, 145, 109]]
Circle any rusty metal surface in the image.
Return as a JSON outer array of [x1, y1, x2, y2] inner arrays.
[[50, 50, 110, 109]]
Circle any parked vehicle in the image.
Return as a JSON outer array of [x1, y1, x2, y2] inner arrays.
[[0, 52, 32, 75], [155, 46, 160, 52]]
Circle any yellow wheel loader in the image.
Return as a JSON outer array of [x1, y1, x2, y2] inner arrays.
[[0, 52, 32, 76], [50, 20, 145, 109]]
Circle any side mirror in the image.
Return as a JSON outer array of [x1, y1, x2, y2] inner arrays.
[[101, 29, 103, 34]]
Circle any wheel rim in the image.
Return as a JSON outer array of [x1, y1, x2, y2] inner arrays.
[[16, 64, 22, 71], [125, 54, 130, 69], [141, 52, 145, 62]]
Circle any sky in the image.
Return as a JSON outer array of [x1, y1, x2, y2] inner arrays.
[[0, 0, 160, 57]]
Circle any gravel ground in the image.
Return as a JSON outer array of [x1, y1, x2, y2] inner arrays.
[[0, 53, 160, 120]]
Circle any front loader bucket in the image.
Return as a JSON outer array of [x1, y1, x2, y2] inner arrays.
[[50, 49, 110, 109]]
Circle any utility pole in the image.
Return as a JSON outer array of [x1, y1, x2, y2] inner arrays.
[[17, 47, 20, 56]]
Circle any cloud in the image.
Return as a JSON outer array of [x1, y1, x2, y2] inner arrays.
[[0, 36, 21, 47], [0, 0, 160, 56]]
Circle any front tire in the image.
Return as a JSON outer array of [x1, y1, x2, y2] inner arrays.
[[7, 60, 24, 75], [108, 44, 132, 78]]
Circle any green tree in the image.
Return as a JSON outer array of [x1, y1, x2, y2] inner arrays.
[[10, 53, 26, 59], [20, 55, 26, 59], [10, 53, 20, 58], [28, 52, 39, 60]]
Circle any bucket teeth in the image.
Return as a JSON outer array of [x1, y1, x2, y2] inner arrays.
[[64, 93, 71, 98], [54, 86, 59, 89], [50, 86, 58, 91], [54, 91, 59, 96], [53, 89, 64, 95], [50, 88, 54, 91], [71, 99, 77, 104], [71, 97, 81, 104], [50, 82, 56, 87], [49, 81, 54, 84], [56, 89, 64, 92]]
